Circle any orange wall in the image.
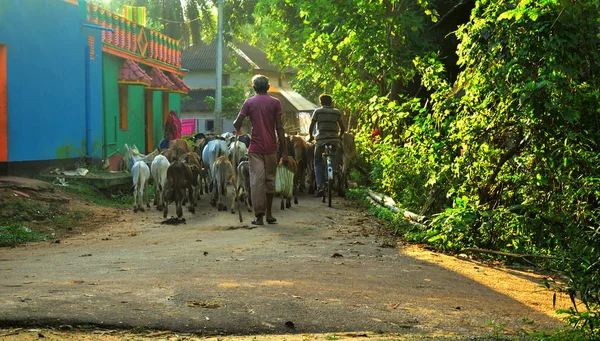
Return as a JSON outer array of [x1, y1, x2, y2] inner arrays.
[[0, 45, 6, 162]]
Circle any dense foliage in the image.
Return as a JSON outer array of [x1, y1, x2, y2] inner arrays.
[[242, 0, 600, 336]]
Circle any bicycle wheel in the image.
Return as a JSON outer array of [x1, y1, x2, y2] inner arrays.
[[328, 178, 333, 207]]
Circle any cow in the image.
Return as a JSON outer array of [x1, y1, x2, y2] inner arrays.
[[229, 140, 248, 168], [288, 135, 309, 192], [193, 135, 217, 195], [179, 151, 202, 201], [202, 139, 229, 206], [151, 154, 170, 210], [304, 141, 316, 194], [278, 156, 299, 210], [163, 161, 197, 218], [340, 133, 357, 196], [236, 158, 252, 212], [211, 156, 234, 212]]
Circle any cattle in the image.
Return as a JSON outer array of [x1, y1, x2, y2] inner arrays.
[[202, 139, 229, 206], [211, 156, 234, 212], [340, 133, 357, 196], [151, 155, 170, 210], [288, 135, 309, 193], [221, 131, 235, 142], [193, 136, 217, 195], [304, 141, 316, 194], [229, 140, 248, 168], [237, 134, 251, 149], [236, 158, 252, 212], [278, 156, 299, 210], [163, 161, 197, 218], [179, 151, 202, 201]]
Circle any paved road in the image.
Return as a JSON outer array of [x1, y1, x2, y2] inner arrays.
[[0, 192, 564, 338]]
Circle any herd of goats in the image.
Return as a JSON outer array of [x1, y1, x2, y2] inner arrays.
[[123, 132, 356, 220]]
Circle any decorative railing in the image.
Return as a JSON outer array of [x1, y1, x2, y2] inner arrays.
[[86, 3, 181, 68]]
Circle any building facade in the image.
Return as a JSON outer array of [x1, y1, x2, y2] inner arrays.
[[87, 3, 188, 170], [0, 1, 189, 175], [0, 0, 104, 175], [181, 41, 316, 135]]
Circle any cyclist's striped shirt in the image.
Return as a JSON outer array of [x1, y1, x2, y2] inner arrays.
[[311, 106, 342, 144]]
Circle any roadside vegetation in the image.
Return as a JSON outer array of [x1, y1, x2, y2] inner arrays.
[[0, 182, 139, 247], [228, 0, 600, 338]]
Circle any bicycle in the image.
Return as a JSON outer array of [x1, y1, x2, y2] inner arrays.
[[321, 143, 336, 207]]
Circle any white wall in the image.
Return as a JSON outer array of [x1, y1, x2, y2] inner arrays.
[[181, 110, 235, 134], [184, 71, 241, 88], [184, 71, 216, 88]]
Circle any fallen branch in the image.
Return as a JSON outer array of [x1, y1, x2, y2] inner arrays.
[[462, 247, 556, 259], [367, 190, 425, 223], [366, 195, 426, 229]]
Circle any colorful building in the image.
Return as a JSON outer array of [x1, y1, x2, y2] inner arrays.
[[87, 3, 188, 170], [0, 0, 104, 175], [0, 0, 188, 175]]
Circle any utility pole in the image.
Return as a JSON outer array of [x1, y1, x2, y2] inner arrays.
[[214, 0, 223, 134]]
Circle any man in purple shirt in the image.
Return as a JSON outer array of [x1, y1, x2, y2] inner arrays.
[[233, 75, 287, 225]]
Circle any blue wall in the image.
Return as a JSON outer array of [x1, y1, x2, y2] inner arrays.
[[0, 0, 103, 162]]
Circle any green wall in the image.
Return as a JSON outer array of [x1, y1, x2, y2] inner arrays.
[[103, 53, 182, 158], [152, 91, 164, 148], [103, 54, 119, 159]]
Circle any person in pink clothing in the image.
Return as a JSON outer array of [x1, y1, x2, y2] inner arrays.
[[233, 75, 287, 225], [164, 109, 182, 141]]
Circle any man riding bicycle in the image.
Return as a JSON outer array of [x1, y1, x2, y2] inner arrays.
[[308, 94, 345, 197]]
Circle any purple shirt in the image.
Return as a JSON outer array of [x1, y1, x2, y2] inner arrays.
[[239, 94, 283, 153]]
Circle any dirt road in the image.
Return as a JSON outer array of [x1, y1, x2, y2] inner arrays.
[[0, 191, 570, 339]]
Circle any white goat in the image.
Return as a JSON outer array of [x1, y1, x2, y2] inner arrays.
[[125, 144, 151, 213], [151, 154, 170, 210], [123, 143, 159, 171]]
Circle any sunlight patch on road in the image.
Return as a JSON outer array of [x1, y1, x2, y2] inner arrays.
[[401, 245, 571, 320], [260, 280, 293, 286]]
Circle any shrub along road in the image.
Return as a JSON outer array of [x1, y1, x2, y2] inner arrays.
[[0, 190, 570, 339]]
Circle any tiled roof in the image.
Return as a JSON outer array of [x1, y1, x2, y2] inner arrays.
[[118, 59, 152, 86], [167, 73, 191, 94], [235, 41, 295, 74], [181, 88, 216, 111], [181, 41, 254, 71], [148, 67, 176, 91]]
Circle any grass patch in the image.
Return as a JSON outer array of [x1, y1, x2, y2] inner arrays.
[[0, 223, 48, 247], [62, 182, 134, 208], [0, 188, 93, 247]]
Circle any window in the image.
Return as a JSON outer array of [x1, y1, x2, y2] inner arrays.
[[223, 74, 230, 86], [205, 120, 214, 132], [119, 85, 128, 130]]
